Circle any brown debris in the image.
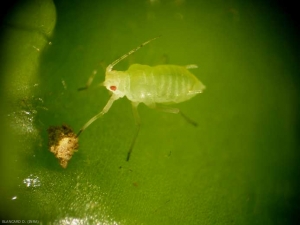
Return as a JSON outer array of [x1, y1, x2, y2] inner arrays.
[[47, 125, 78, 168]]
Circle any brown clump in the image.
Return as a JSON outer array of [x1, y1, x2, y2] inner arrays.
[[47, 125, 78, 168]]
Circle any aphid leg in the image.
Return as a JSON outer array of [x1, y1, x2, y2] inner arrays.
[[127, 102, 141, 161], [78, 70, 98, 91], [78, 61, 106, 91], [148, 104, 198, 127], [77, 95, 118, 137], [178, 111, 198, 127], [186, 64, 198, 69]]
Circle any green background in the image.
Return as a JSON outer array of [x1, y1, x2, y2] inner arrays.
[[0, 0, 299, 224]]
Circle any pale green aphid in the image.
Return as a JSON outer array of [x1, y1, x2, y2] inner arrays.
[[77, 36, 205, 161]]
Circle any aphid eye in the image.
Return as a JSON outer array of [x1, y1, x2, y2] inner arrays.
[[110, 86, 117, 91]]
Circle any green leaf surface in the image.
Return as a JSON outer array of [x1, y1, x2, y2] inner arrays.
[[1, 0, 299, 224]]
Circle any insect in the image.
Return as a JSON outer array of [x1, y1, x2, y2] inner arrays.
[[77, 36, 205, 161]]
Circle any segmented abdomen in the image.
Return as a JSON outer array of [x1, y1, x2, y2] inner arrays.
[[126, 64, 205, 104]]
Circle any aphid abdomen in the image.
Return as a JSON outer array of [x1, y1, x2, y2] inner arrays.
[[126, 64, 205, 104]]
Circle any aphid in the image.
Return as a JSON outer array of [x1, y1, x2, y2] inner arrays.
[[77, 36, 205, 161]]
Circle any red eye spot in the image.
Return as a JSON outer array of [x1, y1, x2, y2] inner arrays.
[[110, 86, 117, 91]]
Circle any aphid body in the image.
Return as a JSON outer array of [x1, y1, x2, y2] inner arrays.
[[105, 64, 205, 105], [78, 37, 205, 161]]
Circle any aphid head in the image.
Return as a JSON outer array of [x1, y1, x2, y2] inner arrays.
[[104, 70, 129, 98], [103, 36, 160, 99]]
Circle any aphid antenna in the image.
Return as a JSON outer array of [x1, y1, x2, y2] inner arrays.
[[106, 35, 162, 72]]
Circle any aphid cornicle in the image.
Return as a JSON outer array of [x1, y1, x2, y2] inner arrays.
[[77, 36, 205, 161]]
